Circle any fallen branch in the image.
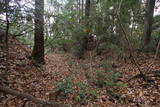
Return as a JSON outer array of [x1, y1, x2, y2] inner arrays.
[[127, 74, 146, 82], [126, 40, 160, 82], [0, 86, 70, 107], [115, 0, 149, 82]]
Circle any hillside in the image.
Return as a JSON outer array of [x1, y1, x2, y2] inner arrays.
[[0, 35, 160, 107]]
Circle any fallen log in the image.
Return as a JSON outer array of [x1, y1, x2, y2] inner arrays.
[[0, 86, 70, 107]]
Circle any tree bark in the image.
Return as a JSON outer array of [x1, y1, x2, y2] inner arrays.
[[141, 0, 156, 50], [84, 0, 91, 35], [32, 0, 45, 64], [80, 0, 91, 55], [4, 0, 10, 73], [82, 0, 84, 17], [85, 0, 90, 18]]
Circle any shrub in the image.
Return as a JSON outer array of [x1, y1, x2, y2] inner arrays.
[[96, 70, 107, 88], [74, 83, 88, 105], [90, 89, 98, 99], [57, 39, 76, 52], [96, 42, 123, 59], [45, 38, 76, 53], [95, 70, 125, 90], [54, 78, 73, 97], [17, 35, 33, 48], [148, 32, 160, 52]]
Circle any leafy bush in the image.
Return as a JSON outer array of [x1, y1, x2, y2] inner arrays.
[[147, 32, 160, 52], [74, 83, 88, 105], [57, 39, 76, 52], [129, 34, 141, 49], [54, 78, 73, 97], [45, 38, 76, 53], [96, 70, 107, 88], [90, 89, 98, 99], [94, 69, 125, 101], [98, 62, 113, 71], [71, 25, 89, 58], [96, 42, 123, 58], [95, 70, 125, 90], [45, 38, 56, 53], [17, 35, 33, 48]]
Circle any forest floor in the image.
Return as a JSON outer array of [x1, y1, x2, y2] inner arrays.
[[0, 36, 160, 107]]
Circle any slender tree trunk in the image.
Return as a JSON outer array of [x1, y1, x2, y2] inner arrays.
[[82, 0, 91, 51], [84, 0, 91, 33], [76, 0, 79, 23], [82, 0, 84, 18], [5, 0, 10, 72], [85, 0, 90, 19], [76, 0, 91, 58], [78, 0, 81, 23], [32, 0, 45, 64], [141, 0, 155, 50]]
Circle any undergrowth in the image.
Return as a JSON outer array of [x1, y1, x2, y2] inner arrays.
[[53, 62, 126, 105]]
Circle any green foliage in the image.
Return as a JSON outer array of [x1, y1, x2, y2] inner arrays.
[[96, 41, 123, 56], [98, 62, 113, 71], [57, 39, 76, 52], [71, 26, 87, 58], [105, 70, 121, 88], [147, 32, 160, 52], [55, 78, 73, 96], [17, 35, 33, 47], [0, 23, 5, 31], [96, 70, 106, 87], [45, 38, 56, 53], [94, 69, 125, 100], [3, 0, 150, 55], [35, 0, 146, 55], [45, 38, 76, 53], [90, 89, 98, 99], [95, 70, 125, 90], [74, 83, 88, 105], [129, 34, 141, 49]]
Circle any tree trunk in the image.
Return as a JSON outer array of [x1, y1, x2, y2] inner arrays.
[[82, 0, 84, 18], [75, 0, 91, 58], [141, 0, 155, 50], [85, 0, 90, 17], [32, 0, 45, 64], [82, 0, 91, 50], [78, 0, 81, 23], [5, 0, 10, 72]]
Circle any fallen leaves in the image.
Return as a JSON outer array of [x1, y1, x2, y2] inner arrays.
[[0, 36, 160, 107]]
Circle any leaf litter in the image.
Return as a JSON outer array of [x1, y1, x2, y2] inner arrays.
[[0, 36, 160, 107]]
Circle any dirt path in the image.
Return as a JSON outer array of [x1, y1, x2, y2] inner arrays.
[[45, 53, 69, 80], [45, 54, 68, 74]]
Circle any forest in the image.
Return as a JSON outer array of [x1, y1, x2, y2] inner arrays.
[[0, 0, 160, 107]]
